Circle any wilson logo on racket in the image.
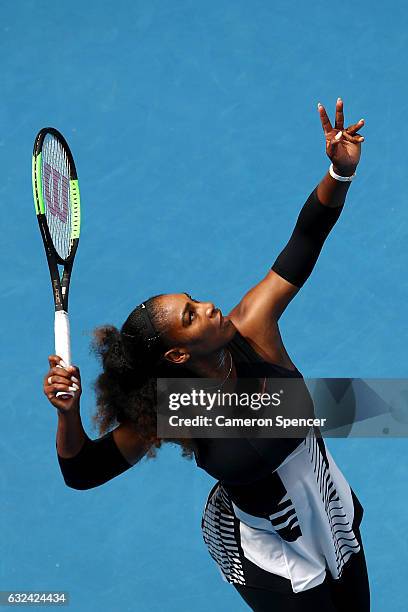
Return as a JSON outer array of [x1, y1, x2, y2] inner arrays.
[[43, 162, 69, 223]]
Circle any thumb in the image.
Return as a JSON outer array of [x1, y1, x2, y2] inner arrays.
[[327, 131, 342, 157]]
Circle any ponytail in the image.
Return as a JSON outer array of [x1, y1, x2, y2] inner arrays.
[[91, 296, 195, 459]]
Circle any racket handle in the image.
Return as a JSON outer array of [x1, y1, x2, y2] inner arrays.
[[54, 310, 74, 399]]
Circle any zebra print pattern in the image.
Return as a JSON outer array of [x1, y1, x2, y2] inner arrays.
[[201, 483, 245, 584], [269, 496, 302, 542], [305, 428, 360, 577]]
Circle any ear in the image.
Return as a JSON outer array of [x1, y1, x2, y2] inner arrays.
[[163, 347, 190, 366]]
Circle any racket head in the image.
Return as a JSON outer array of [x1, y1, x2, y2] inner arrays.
[[32, 128, 81, 264]]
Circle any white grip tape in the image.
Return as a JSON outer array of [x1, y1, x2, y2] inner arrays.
[[55, 310, 72, 367], [54, 311, 73, 399], [54, 310, 71, 365]]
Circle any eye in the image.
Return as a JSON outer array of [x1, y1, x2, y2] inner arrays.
[[184, 293, 198, 324], [186, 293, 199, 304]]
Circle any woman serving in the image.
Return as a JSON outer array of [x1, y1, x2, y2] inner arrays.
[[44, 99, 370, 611]]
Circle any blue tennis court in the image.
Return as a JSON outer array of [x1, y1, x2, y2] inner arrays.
[[1, 1, 407, 610]]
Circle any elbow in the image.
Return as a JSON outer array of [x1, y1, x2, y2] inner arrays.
[[60, 474, 95, 491], [56, 431, 132, 491], [57, 456, 99, 490]]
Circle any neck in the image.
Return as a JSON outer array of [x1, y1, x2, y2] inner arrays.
[[188, 347, 237, 386]]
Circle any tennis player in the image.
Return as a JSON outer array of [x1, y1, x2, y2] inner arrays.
[[44, 99, 369, 611]]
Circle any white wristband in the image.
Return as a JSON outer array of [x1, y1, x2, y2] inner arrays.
[[329, 163, 356, 182]]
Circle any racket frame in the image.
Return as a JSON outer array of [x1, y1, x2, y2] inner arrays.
[[32, 128, 81, 398]]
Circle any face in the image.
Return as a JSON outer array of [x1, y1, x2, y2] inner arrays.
[[156, 292, 235, 366]]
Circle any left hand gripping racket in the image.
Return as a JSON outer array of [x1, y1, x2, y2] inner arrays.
[[32, 128, 81, 399]]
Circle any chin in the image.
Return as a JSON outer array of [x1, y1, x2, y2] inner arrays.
[[225, 318, 235, 332], [221, 319, 235, 340]]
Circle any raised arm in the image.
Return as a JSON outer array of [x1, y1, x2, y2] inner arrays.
[[45, 356, 149, 491], [229, 98, 365, 325]]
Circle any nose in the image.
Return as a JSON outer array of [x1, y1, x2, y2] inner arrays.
[[204, 302, 218, 319], [204, 302, 216, 318]]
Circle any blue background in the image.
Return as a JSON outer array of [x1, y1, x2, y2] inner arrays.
[[1, 0, 407, 610]]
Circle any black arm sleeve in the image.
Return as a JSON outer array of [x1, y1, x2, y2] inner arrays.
[[56, 431, 132, 490], [271, 187, 344, 288]]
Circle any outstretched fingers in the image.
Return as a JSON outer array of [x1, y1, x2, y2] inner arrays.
[[319, 99, 365, 137], [346, 118, 365, 135], [334, 98, 344, 130], [318, 103, 333, 135]]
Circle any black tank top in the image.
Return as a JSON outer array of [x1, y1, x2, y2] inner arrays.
[[226, 327, 303, 379], [193, 328, 312, 489]]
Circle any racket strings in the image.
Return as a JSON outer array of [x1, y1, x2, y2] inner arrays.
[[42, 134, 73, 260]]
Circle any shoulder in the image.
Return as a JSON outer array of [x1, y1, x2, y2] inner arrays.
[[227, 311, 297, 371]]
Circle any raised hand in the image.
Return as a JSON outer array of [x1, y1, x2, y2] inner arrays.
[[318, 98, 365, 176]]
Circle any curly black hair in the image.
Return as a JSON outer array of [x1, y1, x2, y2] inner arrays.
[[90, 294, 197, 460]]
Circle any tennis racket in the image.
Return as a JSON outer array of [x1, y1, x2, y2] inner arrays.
[[32, 128, 81, 399]]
